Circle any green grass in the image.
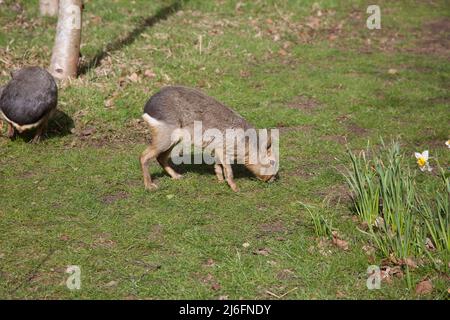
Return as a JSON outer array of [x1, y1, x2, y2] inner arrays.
[[0, 0, 449, 299]]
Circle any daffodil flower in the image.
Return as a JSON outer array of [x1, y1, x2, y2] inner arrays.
[[446, 140, 450, 149], [414, 150, 432, 172]]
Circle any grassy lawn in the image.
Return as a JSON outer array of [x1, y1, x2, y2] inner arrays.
[[0, 0, 449, 299]]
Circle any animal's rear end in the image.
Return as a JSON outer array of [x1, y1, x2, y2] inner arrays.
[[140, 88, 185, 190]]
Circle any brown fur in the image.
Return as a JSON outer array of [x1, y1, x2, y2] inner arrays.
[[140, 86, 278, 191]]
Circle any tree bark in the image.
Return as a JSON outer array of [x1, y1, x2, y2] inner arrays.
[[39, 0, 59, 17], [49, 0, 82, 80]]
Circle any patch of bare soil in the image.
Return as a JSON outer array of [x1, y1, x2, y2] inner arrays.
[[413, 18, 450, 58], [102, 191, 129, 204], [276, 124, 315, 134], [321, 135, 347, 144], [147, 224, 165, 243], [91, 233, 116, 248], [276, 269, 297, 281], [346, 122, 368, 135], [259, 220, 286, 234], [286, 95, 320, 112], [292, 167, 317, 179], [316, 184, 351, 206]]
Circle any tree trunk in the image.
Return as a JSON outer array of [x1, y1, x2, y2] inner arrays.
[[49, 0, 82, 80], [39, 0, 59, 17]]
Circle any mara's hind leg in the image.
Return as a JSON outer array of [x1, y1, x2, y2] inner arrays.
[[7, 122, 15, 139], [32, 117, 49, 144], [140, 144, 160, 190], [214, 164, 224, 182], [157, 146, 182, 180]]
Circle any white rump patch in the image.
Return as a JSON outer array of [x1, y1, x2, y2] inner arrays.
[[0, 110, 42, 132], [142, 113, 164, 127]]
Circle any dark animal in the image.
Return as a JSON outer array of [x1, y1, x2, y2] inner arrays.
[[0, 67, 58, 143]]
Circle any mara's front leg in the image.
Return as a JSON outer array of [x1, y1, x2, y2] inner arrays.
[[31, 117, 49, 143], [214, 163, 224, 182], [222, 163, 239, 192]]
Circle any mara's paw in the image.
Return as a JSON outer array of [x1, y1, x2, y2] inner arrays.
[[31, 135, 42, 144], [145, 182, 159, 191], [171, 173, 183, 180]]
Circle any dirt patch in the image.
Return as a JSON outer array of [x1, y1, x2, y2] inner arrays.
[[92, 233, 116, 248], [147, 224, 165, 243], [413, 18, 450, 58], [289, 159, 322, 179], [259, 220, 286, 234], [321, 135, 347, 144], [335, 115, 369, 136], [346, 122, 368, 136], [20, 171, 36, 179], [277, 124, 315, 134], [286, 95, 320, 112], [102, 191, 129, 204], [276, 269, 297, 281], [316, 184, 351, 206]]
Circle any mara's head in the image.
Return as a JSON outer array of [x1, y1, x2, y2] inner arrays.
[[246, 129, 279, 182]]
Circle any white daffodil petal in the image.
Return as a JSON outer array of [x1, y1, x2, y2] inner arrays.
[[414, 152, 422, 159], [422, 150, 429, 160]]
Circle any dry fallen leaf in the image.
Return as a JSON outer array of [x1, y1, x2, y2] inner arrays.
[[104, 98, 114, 108], [403, 257, 418, 269], [278, 49, 287, 56], [381, 270, 392, 283], [388, 68, 398, 75], [332, 231, 349, 251], [362, 245, 375, 256], [254, 248, 271, 256], [79, 127, 96, 137], [204, 258, 215, 267], [105, 280, 118, 288], [239, 70, 251, 78], [242, 242, 250, 248], [425, 237, 435, 251], [415, 279, 433, 295], [306, 16, 320, 30], [332, 237, 349, 250], [144, 69, 156, 79], [211, 282, 221, 291], [127, 72, 140, 83], [59, 234, 70, 241]]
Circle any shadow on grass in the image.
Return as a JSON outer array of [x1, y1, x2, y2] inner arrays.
[[151, 163, 256, 180], [78, 0, 185, 75]]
